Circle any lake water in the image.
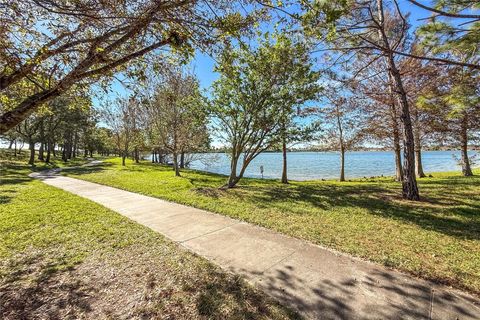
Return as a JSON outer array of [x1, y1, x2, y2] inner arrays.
[[185, 151, 478, 181]]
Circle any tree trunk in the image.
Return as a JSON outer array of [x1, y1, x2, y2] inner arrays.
[[14, 140, 17, 156], [415, 148, 426, 178], [0, 87, 62, 134], [393, 120, 403, 181], [28, 140, 35, 165], [460, 115, 473, 176], [73, 133, 78, 158], [38, 121, 45, 161], [0, 34, 174, 135], [46, 141, 52, 163], [172, 152, 181, 177], [65, 135, 73, 160], [152, 150, 156, 163], [393, 141, 403, 182], [387, 48, 403, 182], [38, 141, 44, 161], [413, 110, 426, 178], [227, 155, 240, 188], [335, 106, 345, 182], [227, 154, 254, 188], [134, 147, 139, 163], [340, 145, 345, 182], [281, 137, 288, 184], [180, 152, 185, 169], [121, 153, 126, 166], [8, 139, 14, 149], [52, 143, 56, 157], [392, 68, 420, 200], [377, 0, 419, 200]]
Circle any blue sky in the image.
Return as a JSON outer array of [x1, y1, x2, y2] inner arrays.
[[95, 1, 432, 108], [184, 1, 429, 90]]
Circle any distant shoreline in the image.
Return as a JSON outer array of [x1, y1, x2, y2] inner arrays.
[[202, 148, 479, 153]]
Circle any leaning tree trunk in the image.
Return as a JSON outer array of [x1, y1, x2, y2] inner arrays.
[[281, 136, 288, 184], [460, 115, 473, 176], [391, 67, 420, 200], [228, 155, 254, 188], [227, 154, 240, 188], [8, 139, 14, 149], [377, 0, 419, 200], [388, 62, 403, 182]]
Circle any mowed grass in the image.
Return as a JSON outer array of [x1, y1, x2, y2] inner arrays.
[[0, 159, 298, 319], [63, 157, 480, 295]]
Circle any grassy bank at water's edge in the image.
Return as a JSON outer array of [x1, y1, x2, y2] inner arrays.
[[62, 157, 480, 295], [0, 159, 297, 319]]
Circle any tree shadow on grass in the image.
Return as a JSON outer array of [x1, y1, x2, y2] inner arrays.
[[235, 181, 480, 241], [194, 271, 301, 319], [0, 163, 36, 204], [0, 253, 94, 320], [61, 162, 112, 176], [0, 164, 34, 185]]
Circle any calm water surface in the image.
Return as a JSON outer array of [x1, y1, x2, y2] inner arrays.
[[187, 151, 478, 181]]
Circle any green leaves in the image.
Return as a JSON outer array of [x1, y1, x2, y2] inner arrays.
[[414, 0, 480, 59], [211, 30, 321, 159]]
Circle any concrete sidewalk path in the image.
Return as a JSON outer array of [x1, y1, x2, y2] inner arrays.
[[31, 170, 480, 319]]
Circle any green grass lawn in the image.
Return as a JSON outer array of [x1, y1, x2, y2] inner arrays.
[[62, 157, 480, 295], [0, 158, 297, 319]]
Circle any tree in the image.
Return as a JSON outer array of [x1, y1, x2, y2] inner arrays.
[[420, 67, 480, 176], [252, 32, 321, 184], [319, 88, 366, 181], [144, 70, 209, 176], [210, 42, 285, 188], [409, 0, 480, 69], [103, 97, 140, 166], [0, 0, 260, 133], [15, 115, 40, 165], [302, 0, 421, 199], [351, 65, 405, 181], [399, 50, 440, 178]]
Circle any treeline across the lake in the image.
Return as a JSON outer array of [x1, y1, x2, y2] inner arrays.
[[0, 0, 479, 201]]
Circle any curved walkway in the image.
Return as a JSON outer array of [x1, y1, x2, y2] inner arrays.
[[30, 168, 480, 319]]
